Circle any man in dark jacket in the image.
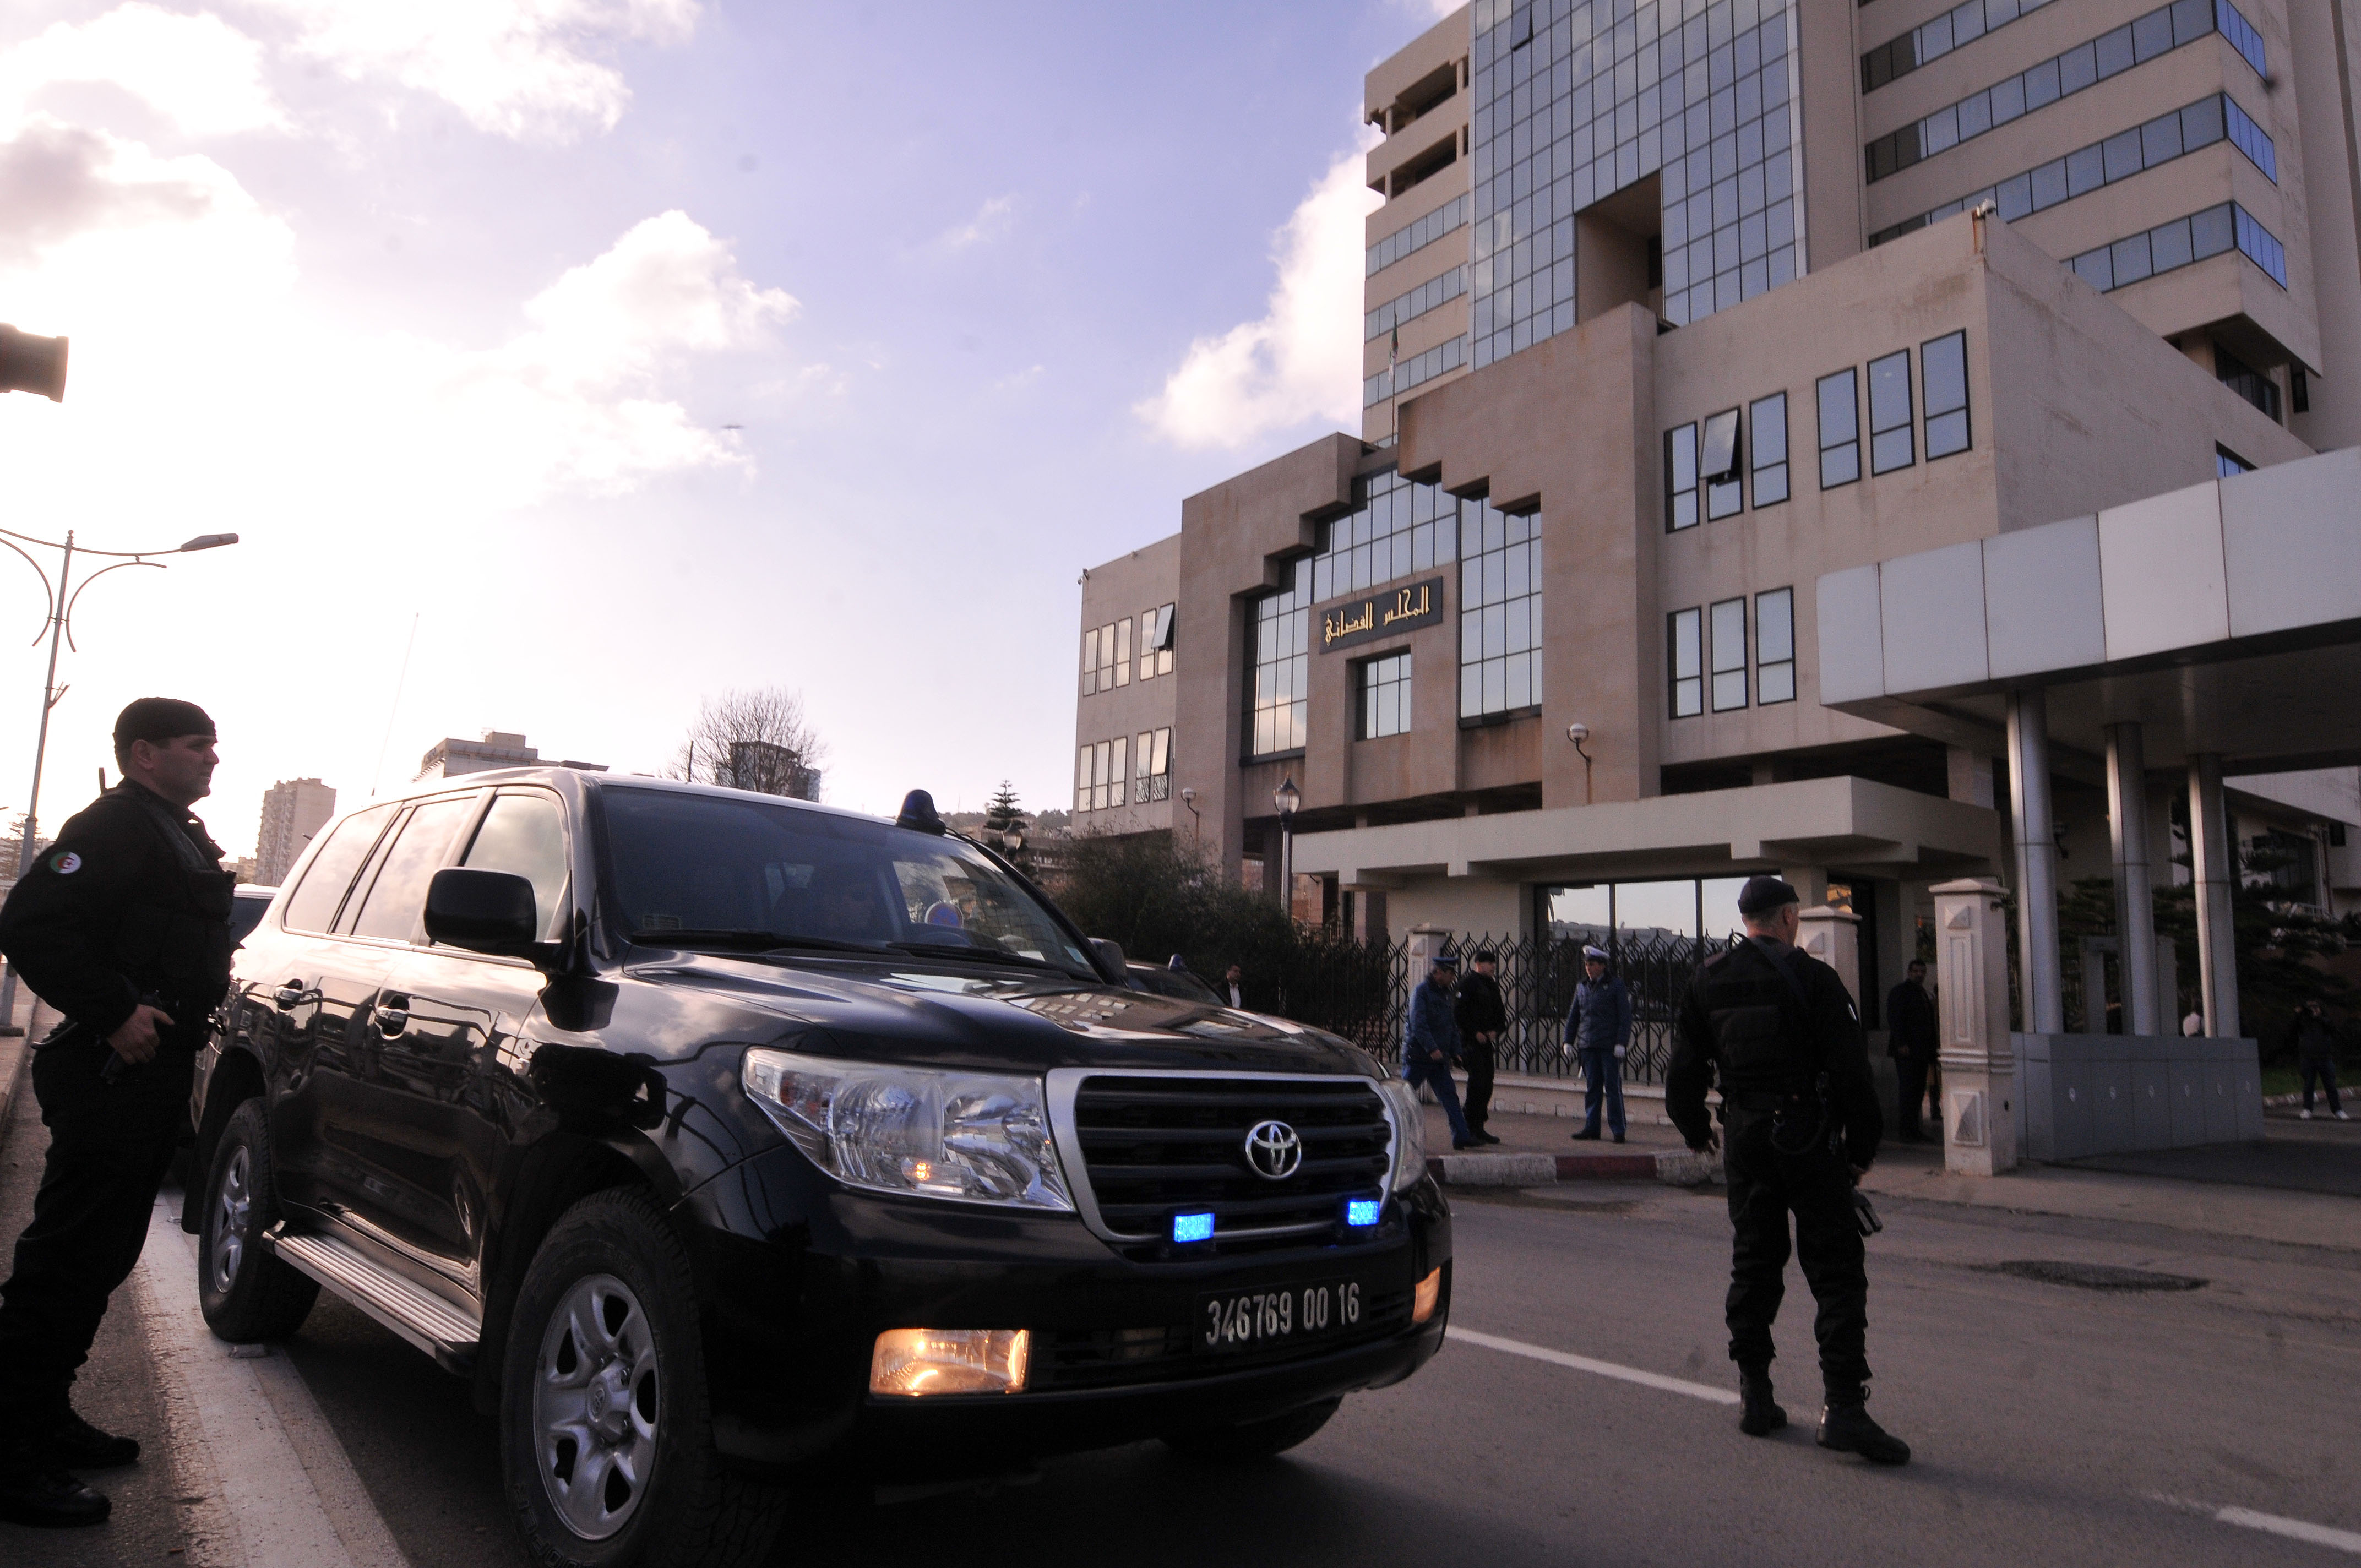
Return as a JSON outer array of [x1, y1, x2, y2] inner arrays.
[[1563, 945, 1632, 1142], [2287, 1000, 2347, 1120], [1885, 959, 1938, 1142], [1666, 875, 1908, 1467], [1454, 948, 1506, 1144], [0, 699, 235, 1528], [1403, 949, 1477, 1150]]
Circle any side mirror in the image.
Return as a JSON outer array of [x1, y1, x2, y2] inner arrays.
[[1088, 937, 1126, 982], [425, 868, 541, 959]]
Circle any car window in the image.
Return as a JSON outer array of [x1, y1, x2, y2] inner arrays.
[[597, 786, 1094, 975], [347, 796, 480, 943], [280, 804, 396, 934], [460, 791, 569, 941]]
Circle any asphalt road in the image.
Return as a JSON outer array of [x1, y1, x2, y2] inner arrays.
[[260, 1170, 2361, 1566], [6, 1087, 2357, 1565]]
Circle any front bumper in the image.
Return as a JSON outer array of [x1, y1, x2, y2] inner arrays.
[[679, 1142, 1452, 1478]]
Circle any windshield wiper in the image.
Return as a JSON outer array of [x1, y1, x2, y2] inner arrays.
[[885, 940, 1070, 973], [630, 929, 890, 955]]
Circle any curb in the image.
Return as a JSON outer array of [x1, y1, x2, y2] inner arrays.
[[1427, 1148, 1721, 1188]]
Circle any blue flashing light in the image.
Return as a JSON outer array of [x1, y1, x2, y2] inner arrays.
[[1172, 1212, 1215, 1244], [1345, 1198, 1382, 1228]]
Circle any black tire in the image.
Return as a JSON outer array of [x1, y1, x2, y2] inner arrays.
[[198, 1101, 320, 1342], [499, 1188, 787, 1568], [1162, 1397, 1342, 1462]]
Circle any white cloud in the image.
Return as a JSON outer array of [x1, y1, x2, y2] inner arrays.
[[240, 0, 699, 141], [1136, 136, 1380, 451], [0, 4, 290, 137], [937, 193, 1015, 252]]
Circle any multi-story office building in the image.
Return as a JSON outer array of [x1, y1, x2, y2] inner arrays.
[[415, 731, 607, 782], [254, 777, 336, 887], [1075, 0, 2361, 1155]]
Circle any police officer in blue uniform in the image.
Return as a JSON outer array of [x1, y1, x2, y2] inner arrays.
[[0, 699, 235, 1527], [1666, 875, 1910, 1466]]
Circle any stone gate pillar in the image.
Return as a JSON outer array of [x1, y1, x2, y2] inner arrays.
[[1797, 905, 1860, 1005], [1932, 877, 2017, 1175]]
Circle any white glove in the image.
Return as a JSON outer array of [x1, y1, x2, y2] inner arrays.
[[1560, 1042, 1573, 1058], [1614, 1045, 1626, 1060]]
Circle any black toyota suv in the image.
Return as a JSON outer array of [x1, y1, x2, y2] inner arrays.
[[187, 770, 1449, 1567]]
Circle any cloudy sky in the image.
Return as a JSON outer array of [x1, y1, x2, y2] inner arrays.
[[0, 0, 1454, 857]]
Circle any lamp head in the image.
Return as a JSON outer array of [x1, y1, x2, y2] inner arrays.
[[178, 533, 239, 552], [1566, 722, 1590, 744], [1272, 776, 1301, 819], [0, 325, 67, 402], [1180, 786, 1197, 807]]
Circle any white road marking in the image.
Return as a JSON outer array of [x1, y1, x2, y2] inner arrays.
[[1447, 1325, 1740, 1405], [2153, 1494, 2361, 1556], [134, 1197, 412, 1568]]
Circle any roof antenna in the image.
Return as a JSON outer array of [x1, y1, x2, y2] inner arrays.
[[369, 612, 420, 797]]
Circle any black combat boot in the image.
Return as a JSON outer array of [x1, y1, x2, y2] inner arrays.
[[47, 1409, 140, 1469], [1737, 1368, 1786, 1437], [1817, 1403, 1911, 1465], [0, 1447, 111, 1528]]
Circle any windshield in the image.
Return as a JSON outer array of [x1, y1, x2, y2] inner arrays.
[[597, 787, 1095, 976]]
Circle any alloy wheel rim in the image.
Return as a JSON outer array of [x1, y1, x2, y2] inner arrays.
[[211, 1145, 251, 1295], [532, 1272, 659, 1542]]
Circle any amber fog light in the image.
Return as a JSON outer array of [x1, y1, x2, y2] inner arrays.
[[870, 1329, 1030, 1396], [1412, 1267, 1442, 1325]]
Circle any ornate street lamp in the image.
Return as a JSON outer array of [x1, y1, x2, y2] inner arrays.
[[1274, 776, 1301, 917]]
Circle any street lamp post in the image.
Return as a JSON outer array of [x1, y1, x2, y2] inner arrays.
[[1179, 786, 1199, 839], [0, 527, 240, 1033], [1566, 722, 1593, 805], [1273, 775, 1301, 921]]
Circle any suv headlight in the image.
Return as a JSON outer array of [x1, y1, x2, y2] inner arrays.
[[742, 1048, 1073, 1211], [1378, 1076, 1428, 1192]]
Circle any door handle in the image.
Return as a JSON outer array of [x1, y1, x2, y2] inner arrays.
[[373, 998, 410, 1037], [273, 982, 305, 1010]]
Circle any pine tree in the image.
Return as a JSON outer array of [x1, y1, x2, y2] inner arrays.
[[982, 782, 1026, 841]]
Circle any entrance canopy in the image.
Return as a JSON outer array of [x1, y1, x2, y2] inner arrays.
[[1815, 447, 2361, 772]]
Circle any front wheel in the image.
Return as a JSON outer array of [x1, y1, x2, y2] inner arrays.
[[198, 1100, 319, 1342], [499, 1188, 786, 1568], [1162, 1397, 1342, 1462]]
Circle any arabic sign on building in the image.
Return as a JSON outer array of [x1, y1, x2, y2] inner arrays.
[[1319, 576, 1446, 654]]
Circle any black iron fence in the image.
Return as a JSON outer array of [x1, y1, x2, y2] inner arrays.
[[1273, 927, 1740, 1085]]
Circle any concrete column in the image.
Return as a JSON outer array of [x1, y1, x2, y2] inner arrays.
[[1946, 745, 1995, 807], [1931, 878, 2018, 1175], [2006, 689, 2064, 1034], [1780, 865, 1831, 907], [2187, 753, 2240, 1037], [1796, 905, 1860, 1006], [2105, 722, 2159, 1035]]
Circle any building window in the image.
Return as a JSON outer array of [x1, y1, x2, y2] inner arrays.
[[1248, 560, 1312, 758], [1134, 728, 1172, 802], [1668, 608, 1702, 718], [1367, 264, 1470, 341], [2069, 202, 2286, 293], [2215, 444, 2253, 478], [1109, 736, 1128, 808], [1460, 504, 1542, 718], [1138, 603, 1174, 681], [1113, 617, 1132, 687], [1076, 739, 1127, 812], [1750, 393, 1789, 507], [1665, 423, 1699, 532], [1080, 628, 1098, 696], [1365, 336, 1468, 406], [1869, 350, 1915, 475], [1075, 746, 1089, 812], [1756, 587, 1796, 704], [1702, 409, 1743, 520], [1710, 598, 1748, 711], [2214, 347, 2282, 422], [1818, 369, 1860, 488], [1359, 652, 1412, 739], [1922, 332, 1971, 459], [1312, 468, 1462, 604]]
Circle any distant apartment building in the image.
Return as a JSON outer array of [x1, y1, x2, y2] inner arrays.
[[415, 731, 607, 782], [714, 739, 822, 801], [254, 777, 336, 886], [1074, 2, 2361, 1164]]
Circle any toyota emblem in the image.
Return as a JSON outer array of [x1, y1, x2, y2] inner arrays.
[[1243, 1119, 1303, 1180]]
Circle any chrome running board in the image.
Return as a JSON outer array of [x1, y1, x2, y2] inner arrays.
[[273, 1230, 481, 1371]]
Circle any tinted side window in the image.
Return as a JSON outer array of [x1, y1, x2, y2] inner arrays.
[[460, 792, 570, 941], [280, 805, 396, 933], [349, 797, 479, 943]]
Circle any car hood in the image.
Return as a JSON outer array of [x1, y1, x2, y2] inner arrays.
[[619, 949, 1385, 1077]]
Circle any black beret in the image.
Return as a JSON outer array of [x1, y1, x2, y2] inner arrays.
[[1738, 875, 1802, 916], [114, 697, 214, 751]]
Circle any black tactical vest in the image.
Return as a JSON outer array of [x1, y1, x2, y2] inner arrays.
[[1700, 939, 1816, 1095]]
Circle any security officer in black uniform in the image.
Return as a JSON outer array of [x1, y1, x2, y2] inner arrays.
[[1666, 875, 1910, 1466], [0, 698, 234, 1527]]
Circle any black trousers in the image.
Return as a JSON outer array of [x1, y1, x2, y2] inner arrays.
[[1894, 1052, 1929, 1139], [1721, 1107, 1871, 1405], [0, 1037, 195, 1426], [1462, 1036, 1496, 1132]]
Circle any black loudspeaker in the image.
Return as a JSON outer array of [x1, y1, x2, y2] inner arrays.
[[0, 325, 68, 402]]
